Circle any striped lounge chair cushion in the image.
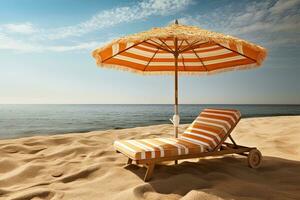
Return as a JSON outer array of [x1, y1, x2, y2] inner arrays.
[[114, 108, 241, 160], [180, 108, 241, 151], [114, 137, 206, 160]]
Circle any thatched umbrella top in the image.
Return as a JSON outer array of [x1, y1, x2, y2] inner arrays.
[[92, 23, 267, 75]]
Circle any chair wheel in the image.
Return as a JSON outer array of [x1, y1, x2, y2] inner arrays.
[[247, 149, 262, 168]]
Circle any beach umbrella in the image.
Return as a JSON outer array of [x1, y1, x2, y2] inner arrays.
[[92, 20, 267, 138]]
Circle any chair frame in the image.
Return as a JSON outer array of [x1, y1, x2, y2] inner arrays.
[[116, 118, 261, 181]]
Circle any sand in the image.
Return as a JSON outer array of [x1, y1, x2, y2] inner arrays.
[[0, 116, 300, 200]]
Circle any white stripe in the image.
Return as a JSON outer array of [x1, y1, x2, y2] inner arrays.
[[164, 40, 176, 46], [148, 38, 162, 45], [138, 44, 159, 51], [194, 45, 220, 51], [143, 41, 171, 50], [180, 136, 211, 150], [127, 47, 170, 58], [167, 138, 190, 154], [181, 49, 232, 58], [124, 141, 145, 159], [149, 62, 203, 66], [112, 43, 119, 55], [183, 131, 217, 147], [202, 111, 236, 123], [195, 119, 228, 132], [204, 109, 240, 119], [177, 138, 204, 152], [129, 47, 233, 59], [114, 55, 148, 65], [156, 138, 186, 155], [185, 126, 221, 142], [127, 140, 156, 159], [203, 55, 245, 65], [141, 139, 164, 157], [126, 42, 135, 48], [237, 43, 244, 54], [114, 141, 137, 153], [200, 116, 231, 130], [164, 40, 218, 50], [220, 42, 230, 49]]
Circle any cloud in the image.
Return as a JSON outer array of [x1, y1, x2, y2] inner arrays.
[[0, 0, 193, 52], [45, 41, 101, 52], [270, 0, 300, 14], [45, 0, 192, 40], [0, 22, 37, 34], [179, 0, 300, 47], [0, 33, 37, 51], [0, 33, 101, 52]]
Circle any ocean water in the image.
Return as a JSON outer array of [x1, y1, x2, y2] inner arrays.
[[0, 104, 299, 139]]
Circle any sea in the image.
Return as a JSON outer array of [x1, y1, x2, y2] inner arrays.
[[0, 104, 300, 139]]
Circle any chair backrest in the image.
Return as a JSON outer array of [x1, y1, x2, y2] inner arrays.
[[180, 108, 241, 151]]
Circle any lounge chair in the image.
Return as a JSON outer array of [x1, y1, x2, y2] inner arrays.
[[114, 108, 262, 181]]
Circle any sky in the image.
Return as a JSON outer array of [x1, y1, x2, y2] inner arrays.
[[0, 0, 299, 104]]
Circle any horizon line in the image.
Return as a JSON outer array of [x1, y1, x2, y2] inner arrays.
[[1, 103, 299, 106]]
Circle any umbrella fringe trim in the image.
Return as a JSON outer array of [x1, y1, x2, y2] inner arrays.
[[92, 24, 267, 66], [94, 60, 261, 76]]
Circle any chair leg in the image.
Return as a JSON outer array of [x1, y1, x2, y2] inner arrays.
[[175, 160, 178, 165], [127, 158, 133, 165], [144, 161, 155, 182], [229, 135, 238, 147]]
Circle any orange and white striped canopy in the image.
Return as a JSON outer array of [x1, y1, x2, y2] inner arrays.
[[92, 23, 267, 75]]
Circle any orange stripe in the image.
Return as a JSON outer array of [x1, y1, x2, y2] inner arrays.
[[111, 52, 241, 63], [205, 59, 255, 70], [194, 46, 223, 53], [105, 58, 145, 70], [120, 141, 144, 159], [243, 45, 260, 61], [181, 133, 214, 148], [194, 122, 224, 134], [186, 128, 219, 144], [134, 45, 169, 53], [189, 42, 216, 48], [192, 123, 222, 135], [144, 66, 186, 71], [199, 118, 229, 134], [119, 42, 127, 52], [229, 42, 238, 52], [151, 58, 197, 62], [99, 47, 113, 60], [200, 52, 240, 61], [151, 52, 240, 62], [204, 110, 239, 121], [200, 113, 235, 126], [119, 51, 153, 61], [176, 139, 201, 154], [151, 139, 179, 151], [140, 42, 166, 50], [138, 140, 162, 158]]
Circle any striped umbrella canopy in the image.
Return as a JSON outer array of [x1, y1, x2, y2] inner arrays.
[[92, 20, 267, 138]]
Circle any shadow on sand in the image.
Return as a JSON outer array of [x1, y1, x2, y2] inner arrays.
[[125, 156, 300, 199]]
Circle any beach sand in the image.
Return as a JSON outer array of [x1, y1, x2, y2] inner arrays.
[[0, 116, 300, 200]]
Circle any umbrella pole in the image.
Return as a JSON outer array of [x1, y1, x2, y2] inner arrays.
[[173, 20, 180, 165], [174, 53, 178, 138], [174, 54, 179, 165], [173, 19, 179, 139]]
